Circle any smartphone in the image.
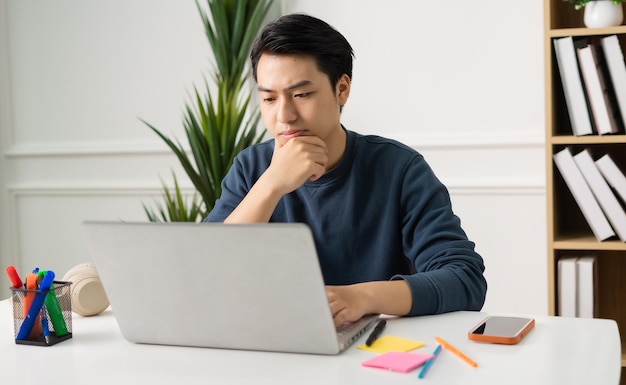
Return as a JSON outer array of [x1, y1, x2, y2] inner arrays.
[[468, 315, 535, 345]]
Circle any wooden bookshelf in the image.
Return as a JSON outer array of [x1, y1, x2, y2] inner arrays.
[[544, 0, 626, 374]]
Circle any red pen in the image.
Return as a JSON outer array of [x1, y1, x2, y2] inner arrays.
[[5, 266, 23, 289]]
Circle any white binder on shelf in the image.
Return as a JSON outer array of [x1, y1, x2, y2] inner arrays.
[[601, 35, 626, 130], [558, 257, 578, 317], [576, 256, 598, 319], [573, 149, 626, 242], [595, 153, 626, 205], [553, 147, 615, 241], [553, 36, 594, 136], [576, 44, 621, 135]]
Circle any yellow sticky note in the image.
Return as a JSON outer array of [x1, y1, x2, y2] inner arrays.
[[357, 335, 425, 353]]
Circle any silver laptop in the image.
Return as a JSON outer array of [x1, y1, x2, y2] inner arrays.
[[81, 221, 379, 354]]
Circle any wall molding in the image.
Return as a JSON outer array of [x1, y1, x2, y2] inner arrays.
[[8, 178, 545, 197], [391, 130, 544, 150], [8, 183, 195, 196], [5, 140, 171, 157], [4, 129, 545, 158]]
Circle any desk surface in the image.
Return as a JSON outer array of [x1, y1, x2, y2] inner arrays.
[[0, 299, 621, 384]]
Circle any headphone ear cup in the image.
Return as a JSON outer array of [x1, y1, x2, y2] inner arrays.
[[62, 263, 109, 316], [62, 263, 97, 282]]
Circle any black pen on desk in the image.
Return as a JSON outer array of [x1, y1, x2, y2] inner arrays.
[[365, 319, 386, 346]]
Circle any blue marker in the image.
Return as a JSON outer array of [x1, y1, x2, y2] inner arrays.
[[16, 270, 55, 340], [418, 344, 442, 379]]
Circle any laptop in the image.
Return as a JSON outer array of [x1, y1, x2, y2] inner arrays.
[[81, 221, 379, 354]]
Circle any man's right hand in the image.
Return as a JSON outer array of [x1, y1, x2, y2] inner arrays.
[[265, 135, 328, 195], [223, 135, 328, 223]]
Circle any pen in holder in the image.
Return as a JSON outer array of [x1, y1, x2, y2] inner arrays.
[[10, 280, 73, 346]]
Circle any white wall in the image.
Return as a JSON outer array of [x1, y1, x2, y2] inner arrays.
[[0, 0, 547, 315]]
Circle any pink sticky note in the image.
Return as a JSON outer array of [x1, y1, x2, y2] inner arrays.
[[361, 351, 434, 373]]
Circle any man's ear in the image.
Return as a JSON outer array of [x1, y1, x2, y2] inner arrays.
[[336, 74, 351, 106]]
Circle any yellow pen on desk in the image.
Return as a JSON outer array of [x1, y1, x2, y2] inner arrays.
[[435, 336, 478, 368]]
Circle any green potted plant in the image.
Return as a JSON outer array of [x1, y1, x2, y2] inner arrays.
[[141, 0, 274, 222], [564, 0, 625, 28], [564, 0, 624, 9]]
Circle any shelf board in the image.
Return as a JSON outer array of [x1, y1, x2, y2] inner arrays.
[[549, 135, 626, 145], [549, 25, 626, 38], [552, 234, 626, 250]]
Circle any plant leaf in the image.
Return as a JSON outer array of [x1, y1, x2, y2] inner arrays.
[[140, 0, 274, 221]]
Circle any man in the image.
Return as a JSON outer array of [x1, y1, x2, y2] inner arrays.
[[205, 13, 487, 327]]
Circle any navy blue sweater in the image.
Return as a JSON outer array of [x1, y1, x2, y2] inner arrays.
[[206, 129, 487, 316]]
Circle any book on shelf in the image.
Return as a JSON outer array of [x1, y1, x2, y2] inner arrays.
[[553, 147, 615, 241], [595, 153, 626, 206], [558, 257, 577, 317], [557, 256, 598, 318], [573, 149, 626, 242], [601, 35, 626, 130], [576, 256, 598, 318], [553, 36, 594, 136], [576, 43, 622, 135]]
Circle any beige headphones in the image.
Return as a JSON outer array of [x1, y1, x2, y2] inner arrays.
[[62, 263, 109, 317]]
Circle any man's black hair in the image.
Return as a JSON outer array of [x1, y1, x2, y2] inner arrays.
[[250, 13, 354, 88]]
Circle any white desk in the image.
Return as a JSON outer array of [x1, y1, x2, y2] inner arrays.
[[0, 299, 621, 384]]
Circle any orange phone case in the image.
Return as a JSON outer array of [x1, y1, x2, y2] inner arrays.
[[467, 316, 535, 345]]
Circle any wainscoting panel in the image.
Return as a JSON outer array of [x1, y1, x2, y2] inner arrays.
[[1, 135, 548, 313], [5, 189, 181, 297]]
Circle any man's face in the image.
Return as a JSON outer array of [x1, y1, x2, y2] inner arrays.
[[256, 53, 350, 146]]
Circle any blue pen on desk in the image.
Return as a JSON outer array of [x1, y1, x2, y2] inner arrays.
[[16, 270, 55, 340], [418, 344, 441, 379]]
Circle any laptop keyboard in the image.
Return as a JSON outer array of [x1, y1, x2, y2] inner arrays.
[[336, 317, 374, 341], [336, 322, 360, 338], [333, 315, 379, 351]]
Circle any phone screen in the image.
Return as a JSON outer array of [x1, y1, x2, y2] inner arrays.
[[470, 316, 532, 337]]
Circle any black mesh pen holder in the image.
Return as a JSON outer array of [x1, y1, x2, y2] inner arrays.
[[10, 280, 73, 346]]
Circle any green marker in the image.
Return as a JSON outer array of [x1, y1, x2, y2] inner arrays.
[[38, 270, 69, 337]]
